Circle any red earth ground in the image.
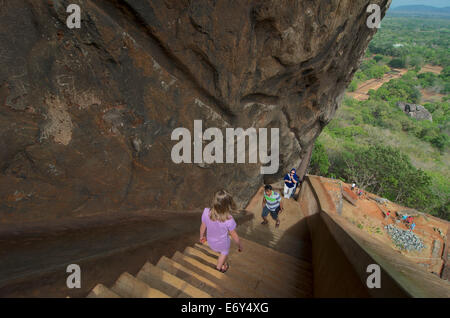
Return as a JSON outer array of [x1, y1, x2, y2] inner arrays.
[[320, 178, 448, 278]]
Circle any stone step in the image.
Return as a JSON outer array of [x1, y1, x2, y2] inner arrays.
[[199, 242, 312, 290], [186, 245, 297, 293], [236, 237, 312, 268], [238, 226, 303, 251], [267, 240, 312, 262], [238, 222, 302, 242], [194, 242, 312, 289], [192, 244, 312, 297], [228, 243, 313, 286], [110, 272, 170, 298], [239, 224, 285, 240], [86, 284, 121, 298], [240, 224, 310, 249], [172, 251, 267, 297], [156, 255, 237, 298], [235, 237, 313, 276], [136, 262, 211, 298], [183, 246, 295, 297], [239, 234, 312, 263]]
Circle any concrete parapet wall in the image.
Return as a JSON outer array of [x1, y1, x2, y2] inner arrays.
[[299, 177, 370, 297]]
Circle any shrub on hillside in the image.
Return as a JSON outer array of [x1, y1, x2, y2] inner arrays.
[[348, 80, 358, 92], [389, 57, 406, 68], [418, 72, 437, 88], [370, 76, 422, 104], [327, 144, 435, 212], [374, 55, 383, 63], [309, 141, 330, 176]]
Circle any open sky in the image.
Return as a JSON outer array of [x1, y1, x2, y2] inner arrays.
[[391, 0, 450, 8]]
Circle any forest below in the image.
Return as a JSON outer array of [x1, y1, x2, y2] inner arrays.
[[309, 17, 450, 221]]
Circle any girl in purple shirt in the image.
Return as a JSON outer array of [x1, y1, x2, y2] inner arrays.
[[200, 190, 243, 273]]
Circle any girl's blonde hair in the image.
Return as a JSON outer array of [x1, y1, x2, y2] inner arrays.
[[209, 189, 237, 222]]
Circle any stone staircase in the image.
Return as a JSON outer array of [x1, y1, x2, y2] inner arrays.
[[87, 236, 312, 298], [87, 186, 313, 298]]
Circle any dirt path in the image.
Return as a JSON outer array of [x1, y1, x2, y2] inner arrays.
[[419, 65, 444, 103], [419, 64, 443, 75], [348, 64, 444, 102], [421, 88, 445, 103], [347, 68, 408, 101]]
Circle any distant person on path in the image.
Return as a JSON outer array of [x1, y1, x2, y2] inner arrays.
[[406, 216, 413, 225], [284, 168, 299, 199], [402, 214, 408, 223], [289, 168, 301, 198], [262, 185, 283, 227], [199, 190, 243, 273], [351, 182, 356, 191], [410, 222, 416, 232]]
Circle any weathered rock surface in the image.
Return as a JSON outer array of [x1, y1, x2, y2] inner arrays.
[[0, 0, 390, 223], [397, 102, 433, 121]]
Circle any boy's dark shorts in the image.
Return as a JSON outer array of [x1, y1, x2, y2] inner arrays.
[[262, 206, 281, 220]]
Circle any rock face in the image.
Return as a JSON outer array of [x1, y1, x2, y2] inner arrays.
[[397, 102, 433, 121], [0, 0, 390, 223]]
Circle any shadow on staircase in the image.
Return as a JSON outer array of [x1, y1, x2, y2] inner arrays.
[[88, 236, 313, 298], [88, 184, 314, 298]]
